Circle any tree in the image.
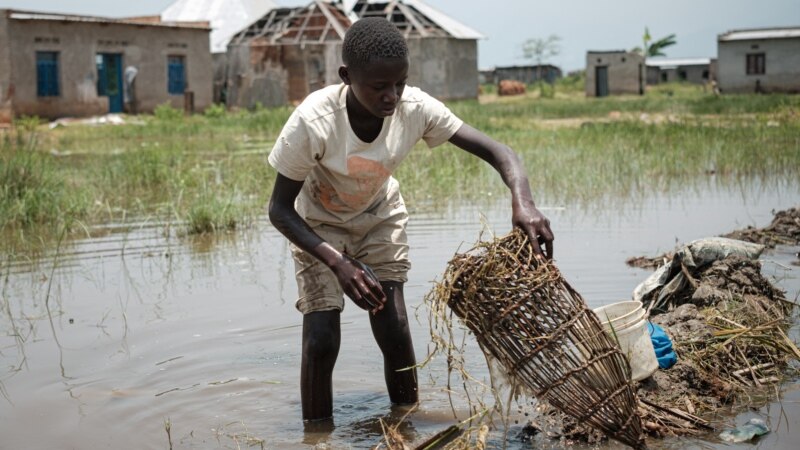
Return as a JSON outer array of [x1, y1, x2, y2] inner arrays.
[[634, 27, 677, 58], [521, 34, 561, 84]]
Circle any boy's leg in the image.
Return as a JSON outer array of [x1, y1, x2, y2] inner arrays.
[[301, 310, 341, 421], [368, 281, 418, 405]]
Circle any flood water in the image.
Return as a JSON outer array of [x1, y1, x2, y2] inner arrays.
[[1, 179, 799, 449]]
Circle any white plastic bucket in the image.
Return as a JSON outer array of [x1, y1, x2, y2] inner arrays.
[[594, 301, 646, 331], [594, 301, 659, 381]]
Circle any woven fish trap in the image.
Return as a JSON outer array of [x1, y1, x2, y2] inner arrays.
[[438, 230, 645, 449]]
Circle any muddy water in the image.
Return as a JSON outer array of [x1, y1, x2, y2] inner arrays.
[[1, 181, 799, 450]]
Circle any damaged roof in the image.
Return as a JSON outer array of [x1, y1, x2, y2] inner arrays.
[[230, 0, 351, 46], [350, 0, 483, 39]]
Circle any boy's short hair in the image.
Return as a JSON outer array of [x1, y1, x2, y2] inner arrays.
[[342, 17, 408, 68]]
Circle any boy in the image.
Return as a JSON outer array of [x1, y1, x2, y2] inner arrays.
[[268, 17, 554, 422]]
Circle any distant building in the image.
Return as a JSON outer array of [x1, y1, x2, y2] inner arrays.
[[351, 0, 483, 101], [480, 64, 562, 85], [717, 27, 800, 94], [585, 50, 644, 97], [225, 0, 483, 109], [0, 9, 212, 122], [645, 57, 715, 85], [161, 0, 277, 103], [225, 1, 350, 109]]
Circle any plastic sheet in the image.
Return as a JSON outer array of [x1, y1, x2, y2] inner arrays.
[[633, 237, 765, 312]]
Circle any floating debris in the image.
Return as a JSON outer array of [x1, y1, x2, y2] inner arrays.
[[719, 418, 769, 443]]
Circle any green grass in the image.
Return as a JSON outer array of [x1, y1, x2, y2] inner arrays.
[[0, 121, 90, 230], [1, 86, 798, 247]]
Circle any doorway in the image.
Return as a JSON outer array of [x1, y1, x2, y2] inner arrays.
[[96, 53, 123, 113], [595, 66, 609, 97]]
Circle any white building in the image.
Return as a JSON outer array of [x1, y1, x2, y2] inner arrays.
[[645, 57, 713, 85]]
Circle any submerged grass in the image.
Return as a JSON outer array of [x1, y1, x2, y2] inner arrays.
[[2, 87, 798, 248], [0, 120, 90, 230]]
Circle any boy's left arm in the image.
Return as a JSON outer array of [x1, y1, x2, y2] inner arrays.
[[449, 123, 554, 259]]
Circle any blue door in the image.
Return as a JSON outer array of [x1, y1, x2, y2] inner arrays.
[[96, 53, 123, 113]]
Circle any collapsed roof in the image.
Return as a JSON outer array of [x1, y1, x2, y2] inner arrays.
[[350, 0, 483, 39], [230, 0, 483, 46], [230, 0, 351, 46]]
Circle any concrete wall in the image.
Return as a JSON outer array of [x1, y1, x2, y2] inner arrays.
[[0, 13, 12, 122], [585, 51, 643, 97], [226, 36, 477, 107], [4, 16, 212, 119], [212, 52, 227, 104], [646, 66, 660, 85], [718, 37, 800, 93], [225, 41, 343, 109], [407, 38, 478, 101], [648, 64, 710, 85], [487, 65, 562, 85]]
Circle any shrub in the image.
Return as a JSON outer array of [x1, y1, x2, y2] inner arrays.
[[153, 102, 184, 122]]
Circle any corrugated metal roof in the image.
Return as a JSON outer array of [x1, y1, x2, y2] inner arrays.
[[587, 50, 629, 54], [161, 0, 278, 52], [7, 9, 209, 30], [646, 57, 711, 68], [351, 0, 483, 39], [719, 27, 800, 41], [403, 0, 483, 39]]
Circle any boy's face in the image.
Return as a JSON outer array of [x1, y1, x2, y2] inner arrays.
[[340, 57, 409, 118]]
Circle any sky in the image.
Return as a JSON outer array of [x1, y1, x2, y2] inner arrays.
[[1, 0, 798, 71]]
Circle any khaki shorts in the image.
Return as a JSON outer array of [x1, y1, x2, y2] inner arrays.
[[291, 186, 410, 314]]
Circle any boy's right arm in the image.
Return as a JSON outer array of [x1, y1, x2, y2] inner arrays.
[[268, 173, 386, 313]]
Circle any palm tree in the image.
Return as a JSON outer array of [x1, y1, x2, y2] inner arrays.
[[636, 27, 677, 58]]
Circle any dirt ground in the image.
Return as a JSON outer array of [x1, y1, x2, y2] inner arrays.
[[527, 207, 800, 446]]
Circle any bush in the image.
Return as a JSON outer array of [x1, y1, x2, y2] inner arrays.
[[537, 82, 555, 99], [204, 103, 227, 119], [153, 102, 184, 121]]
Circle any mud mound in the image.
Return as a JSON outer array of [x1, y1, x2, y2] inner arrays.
[[723, 207, 800, 248], [627, 207, 799, 270], [659, 255, 787, 310], [527, 255, 797, 445]]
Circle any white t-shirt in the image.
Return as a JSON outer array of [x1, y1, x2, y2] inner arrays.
[[268, 83, 463, 224]]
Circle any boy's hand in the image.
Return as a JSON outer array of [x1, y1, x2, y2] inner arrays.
[[513, 202, 554, 260], [331, 254, 386, 314]]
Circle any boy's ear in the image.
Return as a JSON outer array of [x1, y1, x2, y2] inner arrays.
[[338, 65, 351, 85]]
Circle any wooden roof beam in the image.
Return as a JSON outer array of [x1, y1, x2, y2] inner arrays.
[[294, 4, 315, 44], [395, 2, 428, 37], [384, 0, 398, 21], [315, 0, 347, 39]]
